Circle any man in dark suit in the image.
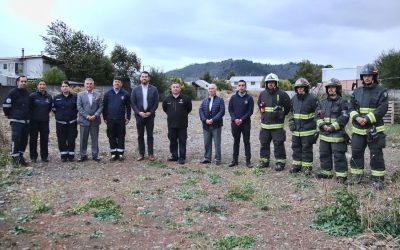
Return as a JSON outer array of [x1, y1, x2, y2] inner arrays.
[[77, 78, 103, 162], [131, 71, 159, 161]]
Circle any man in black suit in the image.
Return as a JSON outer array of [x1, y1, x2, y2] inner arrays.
[[131, 71, 159, 161]]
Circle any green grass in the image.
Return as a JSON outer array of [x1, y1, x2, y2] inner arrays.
[[212, 234, 256, 249], [206, 173, 222, 184], [29, 191, 52, 214], [73, 197, 122, 221], [147, 160, 167, 168], [289, 174, 314, 192], [163, 218, 182, 229], [385, 124, 400, 145], [9, 225, 27, 235], [224, 180, 255, 201], [89, 230, 103, 239]]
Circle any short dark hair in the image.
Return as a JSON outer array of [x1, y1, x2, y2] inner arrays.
[[238, 80, 246, 86], [140, 71, 150, 78], [113, 76, 123, 81], [16, 75, 27, 84], [37, 79, 47, 85], [61, 80, 70, 86]]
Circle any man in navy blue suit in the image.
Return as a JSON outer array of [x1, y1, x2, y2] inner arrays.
[[131, 71, 159, 161]]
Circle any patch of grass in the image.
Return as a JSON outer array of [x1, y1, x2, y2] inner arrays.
[[163, 218, 182, 229], [385, 124, 400, 144], [206, 173, 222, 184], [137, 175, 155, 181], [9, 225, 27, 235], [175, 187, 198, 200], [232, 170, 245, 176], [182, 176, 198, 186], [252, 190, 271, 211], [161, 171, 172, 177], [175, 166, 193, 175], [187, 201, 227, 215], [252, 168, 265, 177], [369, 197, 400, 237], [224, 179, 255, 201], [89, 230, 103, 239], [289, 175, 314, 191], [29, 191, 52, 214], [73, 197, 122, 221], [280, 204, 293, 210], [147, 160, 167, 168], [0, 151, 9, 168], [212, 234, 256, 249], [311, 188, 364, 236], [184, 230, 206, 239], [130, 187, 143, 195], [17, 214, 33, 223]]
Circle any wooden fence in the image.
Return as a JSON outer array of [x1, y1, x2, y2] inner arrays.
[[384, 100, 400, 124]]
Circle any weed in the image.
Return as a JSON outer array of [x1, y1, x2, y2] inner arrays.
[[369, 197, 400, 237], [163, 218, 182, 229], [29, 191, 52, 214], [89, 230, 103, 239], [252, 190, 271, 211], [252, 168, 265, 177], [280, 204, 293, 210], [224, 179, 255, 201], [311, 188, 364, 236], [212, 234, 256, 249], [161, 171, 172, 177], [184, 230, 206, 239], [175, 166, 192, 175], [73, 197, 122, 221], [189, 201, 227, 214], [9, 225, 27, 235], [289, 175, 314, 191], [175, 187, 197, 200], [233, 170, 244, 176], [130, 187, 143, 195], [17, 214, 33, 223], [147, 160, 167, 169], [182, 176, 198, 186], [206, 173, 222, 184]]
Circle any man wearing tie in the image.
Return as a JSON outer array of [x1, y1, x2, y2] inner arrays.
[[77, 78, 103, 162], [131, 71, 159, 161]]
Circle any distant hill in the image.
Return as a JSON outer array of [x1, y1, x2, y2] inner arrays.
[[166, 59, 300, 81]]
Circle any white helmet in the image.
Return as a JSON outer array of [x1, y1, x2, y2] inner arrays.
[[265, 73, 279, 83]]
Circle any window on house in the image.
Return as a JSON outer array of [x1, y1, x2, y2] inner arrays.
[[3, 64, 7, 69], [234, 81, 238, 85], [251, 81, 255, 85]]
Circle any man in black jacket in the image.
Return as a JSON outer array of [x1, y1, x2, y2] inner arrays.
[[103, 76, 131, 161], [162, 82, 192, 164], [228, 80, 254, 168], [2, 76, 30, 166]]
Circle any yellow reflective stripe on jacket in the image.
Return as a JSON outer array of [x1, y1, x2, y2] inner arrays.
[[316, 119, 324, 127], [350, 111, 359, 120], [293, 113, 314, 119], [264, 107, 275, 112], [320, 134, 345, 143], [359, 107, 375, 114], [331, 121, 340, 130], [366, 112, 376, 123], [371, 170, 385, 177], [292, 130, 317, 137], [261, 123, 284, 129], [352, 125, 385, 135], [323, 117, 337, 123], [350, 167, 364, 175]]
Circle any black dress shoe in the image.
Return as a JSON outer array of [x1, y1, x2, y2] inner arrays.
[[168, 157, 178, 162], [78, 157, 88, 162], [215, 161, 221, 166], [42, 158, 49, 163], [93, 157, 101, 162], [61, 158, 68, 162], [200, 159, 211, 164], [228, 162, 238, 167]]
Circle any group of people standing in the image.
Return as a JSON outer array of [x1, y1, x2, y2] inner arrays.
[[2, 64, 389, 190]]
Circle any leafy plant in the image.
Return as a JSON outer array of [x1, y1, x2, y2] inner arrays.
[[9, 225, 27, 235], [73, 197, 122, 221], [212, 234, 255, 249], [29, 191, 52, 214], [163, 218, 182, 229], [311, 189, 364, 236], [224, 180, 255, 201], [89, 230, 103, 239], [206, 173, 222, 184]]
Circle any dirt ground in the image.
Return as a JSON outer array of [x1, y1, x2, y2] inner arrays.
[[0, 100, 399, 249]]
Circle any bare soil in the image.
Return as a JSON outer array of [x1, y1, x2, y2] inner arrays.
[[0, 100, 399, 249]]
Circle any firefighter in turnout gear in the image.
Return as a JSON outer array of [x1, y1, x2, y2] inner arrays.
[[2, 76, 30, 166], [349, 64, 388, 190], [257, 73, 291, 171], [315, 78, 349, 183], [289, 78, 318, 174]]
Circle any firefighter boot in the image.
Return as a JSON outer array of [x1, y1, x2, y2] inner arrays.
[[289, 165, 302, 173], [372, 176, 384, 190], [274, 163, 285, 171]]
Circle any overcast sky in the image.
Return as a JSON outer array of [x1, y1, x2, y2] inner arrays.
[[0, 0, 399, 72]]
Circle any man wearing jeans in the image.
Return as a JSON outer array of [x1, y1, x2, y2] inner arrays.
[[199, 84, 225, 165]]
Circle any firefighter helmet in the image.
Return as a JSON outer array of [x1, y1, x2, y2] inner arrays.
[[360, 63, 378, 82], [265, 73, 279, 89], [325, 78, 342, 96], [294, 77, 310, 93]]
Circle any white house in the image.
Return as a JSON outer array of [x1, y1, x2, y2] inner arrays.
[[229, 76, 265, 91], [0, 50, 56, 86], [322, 66, 363, 91]]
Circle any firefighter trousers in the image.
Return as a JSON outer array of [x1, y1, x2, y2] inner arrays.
[[259, 128, 286, 165], [319, 140, 348, 176], [291, 135, 314, 169]]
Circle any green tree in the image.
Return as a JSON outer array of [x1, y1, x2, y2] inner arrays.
[[149, 68, 169, 99], [200, 71, 213, 83], [279, 79, 293, 90], [293, 60, 322, 86], [168, 77, 196, 100], [227, 70, 236, 80], [110, 44, 141, 82], [214, 80, 232, 91], [42, 20, 112, 84], [42, 66, 67, 85], [375, 49, 400, 88]]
